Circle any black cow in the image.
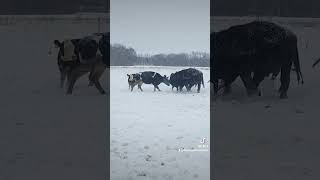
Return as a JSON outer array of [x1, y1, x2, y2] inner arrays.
[[139, 71, 170, 91], [170, 68, 205, 93], [53, 32, 109, 95], [127, 73, 143, 92], [212, 21, 303, 99], [169, 72, 182, 91]]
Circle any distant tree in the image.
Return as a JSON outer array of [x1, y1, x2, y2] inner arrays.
[[110, 44, 209, 67]]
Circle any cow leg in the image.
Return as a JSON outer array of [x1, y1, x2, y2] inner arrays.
[[93, 80, 105, 94], [89, 73, 105, 95], [89, 62, 106, 87], [87, 63, 95, 87], [223, 83, 231, 95], [222, 74, 237, 96], [60, 69, 67, 88], [138, 81, 143, 91], [156, 85, 161, 91], [131, 84, 136, 92], [197, 83, 201, 93], [252, 72, 265, 96], [213, 79, 219, 95], [179, 86, 183, 92], [88, 72, 94, 86], [88, 81, 94, 87], [240, 72, 259, 97], [66, 69, 87, 95], [279, 64, 291, 99]]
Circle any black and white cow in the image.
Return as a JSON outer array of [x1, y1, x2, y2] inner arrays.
[[53, 38, 80, 88], [127, 71, 170, 92], [140, 71, 170, 91], [52, 32, 109, 95], [127, 73, 143, 92]]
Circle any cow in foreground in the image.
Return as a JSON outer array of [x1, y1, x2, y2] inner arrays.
[[212, 21, 303, 99], [52, 32, 109, 95]]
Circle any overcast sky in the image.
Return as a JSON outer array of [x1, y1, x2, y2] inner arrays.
[[111, 0, 209, 55]]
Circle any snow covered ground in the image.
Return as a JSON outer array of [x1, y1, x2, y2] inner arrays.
[[110, 66, 210, 180], [212, 17, 320, 179]]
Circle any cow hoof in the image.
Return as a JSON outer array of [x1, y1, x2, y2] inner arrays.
[[279, 93, 288, 99]]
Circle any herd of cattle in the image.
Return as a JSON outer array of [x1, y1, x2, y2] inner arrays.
[[127, 68, 205, 92], [50, 32, 109, 95], [51, 20, 320, 98]]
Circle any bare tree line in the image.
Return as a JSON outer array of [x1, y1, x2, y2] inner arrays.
[[111, 44, 209, 67]]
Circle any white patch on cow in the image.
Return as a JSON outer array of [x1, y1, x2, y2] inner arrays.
[[152, 72, 156, 78], [62, 39, 75, 62], [129, 74, 134, 81]]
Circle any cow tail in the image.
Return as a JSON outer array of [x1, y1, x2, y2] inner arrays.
[[202, 74, 205, 88], [293, 45, 304, 84], [312, 58, 320, 68]]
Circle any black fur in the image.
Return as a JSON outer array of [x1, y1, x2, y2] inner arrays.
[[170, 68, 204, 93], [211, 21, 303, 99]]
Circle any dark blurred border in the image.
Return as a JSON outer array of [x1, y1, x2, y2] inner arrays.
[[0, 0, 110, 179]]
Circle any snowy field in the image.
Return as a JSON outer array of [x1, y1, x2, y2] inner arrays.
[[110, 66, 210, 180], [212, 17, 320, 179], [0, 16, 108, 180]]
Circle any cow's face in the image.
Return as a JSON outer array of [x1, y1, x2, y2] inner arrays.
[[162, 75, 170, 86], [169, 73, 174, 81], [53, 40, 66, 57], [127, 74, 134, 81]]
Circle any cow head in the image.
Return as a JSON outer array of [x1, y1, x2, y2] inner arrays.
[[53, 39, 79, 62], [127, 74, 134, 81], [162, 75, 170, 86], [169, 73, 174, 81]]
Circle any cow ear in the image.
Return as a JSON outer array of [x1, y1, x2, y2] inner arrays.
[[54, 40, 62, 48]]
